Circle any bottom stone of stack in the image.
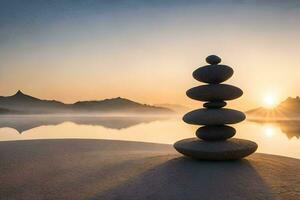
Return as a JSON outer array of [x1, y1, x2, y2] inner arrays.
[[174, 138, 257, 160]]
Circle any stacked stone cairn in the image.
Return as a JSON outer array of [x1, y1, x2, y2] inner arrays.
[[174, 55, 258, 160]]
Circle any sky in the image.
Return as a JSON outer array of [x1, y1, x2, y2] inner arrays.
[[1, 0, 300, 111]]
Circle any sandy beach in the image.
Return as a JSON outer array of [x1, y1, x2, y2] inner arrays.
[[0, 139, 299, 200]]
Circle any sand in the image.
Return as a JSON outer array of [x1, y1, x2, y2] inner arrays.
[[0, 139, 299, 200]]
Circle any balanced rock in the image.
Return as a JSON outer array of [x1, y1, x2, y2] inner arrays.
[[193, 64, 233, 83], [186, 84, 243, 101], [206, 55, 221, 65], [183, 108, 246, 125], [174, 138, 258, 160], [203, 101, 226, 108], [196, 125, 236, 141], [173, 55, 258, 160]]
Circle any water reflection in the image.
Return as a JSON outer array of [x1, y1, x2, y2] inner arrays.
[[0, 115, 167, 133], [248, 119, 300, 139], [0, 116, 299, 159], [277, 121, 300, 139], [263, 125, 275, 138]]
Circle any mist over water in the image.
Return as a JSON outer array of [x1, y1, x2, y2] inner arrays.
[[0, 115, 299, 159]]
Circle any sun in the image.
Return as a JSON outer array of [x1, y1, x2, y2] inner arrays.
[[263, 94, 277, 108]]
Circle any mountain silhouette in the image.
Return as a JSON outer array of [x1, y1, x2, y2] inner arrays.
[[246, 96, 300, 120], [0, 91, 173, 114], [0, 90, 66, 113], [0, 107, 19, 114]]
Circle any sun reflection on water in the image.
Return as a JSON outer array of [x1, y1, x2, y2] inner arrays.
[[263, 125, 275, 138]]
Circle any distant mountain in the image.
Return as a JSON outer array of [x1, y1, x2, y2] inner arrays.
[[246, 96, 300, 120], [0, 90, 66, 114], [0, 108, 19, 114], [0, 90, 173, 115]]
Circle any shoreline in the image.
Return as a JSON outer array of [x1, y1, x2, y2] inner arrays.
[[1, 138, 299, 160], [0, 139, 299, 199]]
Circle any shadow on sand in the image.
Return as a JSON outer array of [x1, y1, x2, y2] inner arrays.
[[95, 157, 277, 200]]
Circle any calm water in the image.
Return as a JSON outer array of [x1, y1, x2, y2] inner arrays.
[[0, 115, 299, 159]]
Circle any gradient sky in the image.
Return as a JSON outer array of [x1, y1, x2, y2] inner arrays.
[[1, 0, 300, 111]]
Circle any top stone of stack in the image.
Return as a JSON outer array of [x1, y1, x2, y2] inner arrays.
[[206, 55, 221, 65], [193, 55, 233, 84]]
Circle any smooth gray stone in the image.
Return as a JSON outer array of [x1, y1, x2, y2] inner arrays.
[[174, 138, 258, 160], [196, 125, 236, 141], [186, 84, 243, 101], [203, 101, 227, 108], [183, 108, 246, 125], [206, 55, 221, 65], [193, 64, 233, 83]]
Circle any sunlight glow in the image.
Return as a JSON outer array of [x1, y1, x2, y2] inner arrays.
[[263, 94, 277, 108]]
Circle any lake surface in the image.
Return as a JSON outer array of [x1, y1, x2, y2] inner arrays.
[[0, 115, 299, 159]]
